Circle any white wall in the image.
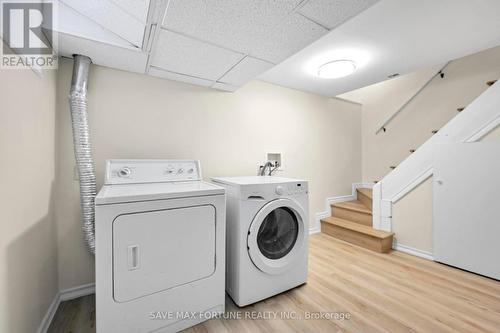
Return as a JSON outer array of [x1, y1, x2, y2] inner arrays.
[[0, 68, 58, 332], [55, 58, 362, 290]]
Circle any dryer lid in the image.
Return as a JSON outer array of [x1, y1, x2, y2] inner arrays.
[[96, 181, 224, 205]]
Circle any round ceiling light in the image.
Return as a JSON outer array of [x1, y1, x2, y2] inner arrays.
[[317, 60, 356, 79]]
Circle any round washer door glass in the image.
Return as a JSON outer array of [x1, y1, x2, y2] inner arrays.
[[257, 207, 299, 260]]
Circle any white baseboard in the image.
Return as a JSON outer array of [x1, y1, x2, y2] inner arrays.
[[309, 222, 321, 235], [36, 291, 61, 333], [313, 183, 373, 233], [393, 243, 434, 261], [37, 283, 96, 333], [59, 283, 95, 301]]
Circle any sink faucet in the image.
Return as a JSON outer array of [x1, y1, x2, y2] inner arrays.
[[259, 161, 279, 176]]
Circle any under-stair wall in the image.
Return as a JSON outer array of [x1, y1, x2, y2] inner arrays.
[[373, 79, 500, 226], [390, 124, 500, 257]]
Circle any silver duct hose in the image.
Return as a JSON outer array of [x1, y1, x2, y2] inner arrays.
[[69, 55, 96, 254]]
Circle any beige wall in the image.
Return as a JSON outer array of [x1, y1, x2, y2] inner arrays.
[[0, 68, 58, 332], [339, 46, 500, 254], [340, 46, 500, 183], [55, 58, 362, 290]]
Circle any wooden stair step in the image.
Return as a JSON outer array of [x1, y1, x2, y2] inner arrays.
[[332, 200, 372, 226], [321, 216, 394, 253], [356, 188, 372, 199], [356, 188, 372, 210], [333, 200, 371, 214]]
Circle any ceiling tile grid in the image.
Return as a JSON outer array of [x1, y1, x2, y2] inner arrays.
[[149, 0, 334, 90], [57, 0, 409, 93], [161, 0, 304, 61]]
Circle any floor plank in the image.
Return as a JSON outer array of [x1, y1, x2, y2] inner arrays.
[[47, 234, 500, 332]]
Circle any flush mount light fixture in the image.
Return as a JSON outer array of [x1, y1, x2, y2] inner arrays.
[[317, 59, 356, 79]]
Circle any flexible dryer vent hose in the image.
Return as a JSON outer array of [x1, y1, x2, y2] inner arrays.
[[69, 55, 96, 254]]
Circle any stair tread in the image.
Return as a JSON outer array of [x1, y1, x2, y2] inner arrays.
[[332, 200, 372, 215], [321, 216, 394, 239], [357, 188, 372, 199]]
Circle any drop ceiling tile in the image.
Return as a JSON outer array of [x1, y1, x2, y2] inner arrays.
[[162, 0, 305, 62], [298, 0, 380, 29], [57, 2, 132, 47], [109, 0, 151, 23], [150, 29, 244, 81], [148, 66, 213, 87], [251, 13, 328, 63], [219, 56, 274, 86], [60, 0, 146, 47], [57, 32, 148, 73]]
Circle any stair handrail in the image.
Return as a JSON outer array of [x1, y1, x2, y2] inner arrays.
[[375, 61, 452, 134], [372, 80, 500, 232]]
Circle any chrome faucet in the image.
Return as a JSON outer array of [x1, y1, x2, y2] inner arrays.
[[259, 161, 279, 176]]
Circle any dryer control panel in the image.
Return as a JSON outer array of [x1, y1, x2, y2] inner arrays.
[[104, 159, 202, 185]]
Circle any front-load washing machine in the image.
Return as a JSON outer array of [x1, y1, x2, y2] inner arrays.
[[95, 159, 225, 332], [211, 176, 309, 307]]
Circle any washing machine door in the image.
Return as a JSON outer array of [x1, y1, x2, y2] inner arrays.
[[247, 198, 307, 275]]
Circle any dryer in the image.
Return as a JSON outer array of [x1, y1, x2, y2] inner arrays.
[[212, 176, 309, 307], [95, 160, 225, 332]]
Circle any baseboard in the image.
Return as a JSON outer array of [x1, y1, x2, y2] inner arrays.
[[311, 211, 329, 235], [313, 183, 372, 234], [59, 283, 95, 301], [309, 221, 321, 235], [36, 292, 61, 333], [37, 283, 96, 333], [393, 243, 434, 261]]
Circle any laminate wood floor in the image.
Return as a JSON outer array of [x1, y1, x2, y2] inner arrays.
[[48, 234, 500, 333]]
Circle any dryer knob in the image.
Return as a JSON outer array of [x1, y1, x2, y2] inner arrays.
[[118, 167, 132, 178], [275, 185, 285, 195]]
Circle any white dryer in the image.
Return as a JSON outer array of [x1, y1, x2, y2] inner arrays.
[[211, 176, 309, 307], [95, 160, 225, 333]]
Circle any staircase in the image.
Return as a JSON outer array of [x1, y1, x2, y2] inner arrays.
[[320, 188, 394, 253]]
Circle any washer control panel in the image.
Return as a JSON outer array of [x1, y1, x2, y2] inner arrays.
[[105, 159, 201, 185], [283, 182, 308, 195]]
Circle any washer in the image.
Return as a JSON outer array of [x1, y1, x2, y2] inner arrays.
[[95, 159, 225, 333], [211, 176, 309, 307]]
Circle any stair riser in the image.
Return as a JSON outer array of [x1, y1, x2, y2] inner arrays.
[[321, 222, 393, 253], [332, 206, 372, 226], [357, 191, 372, 210]]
